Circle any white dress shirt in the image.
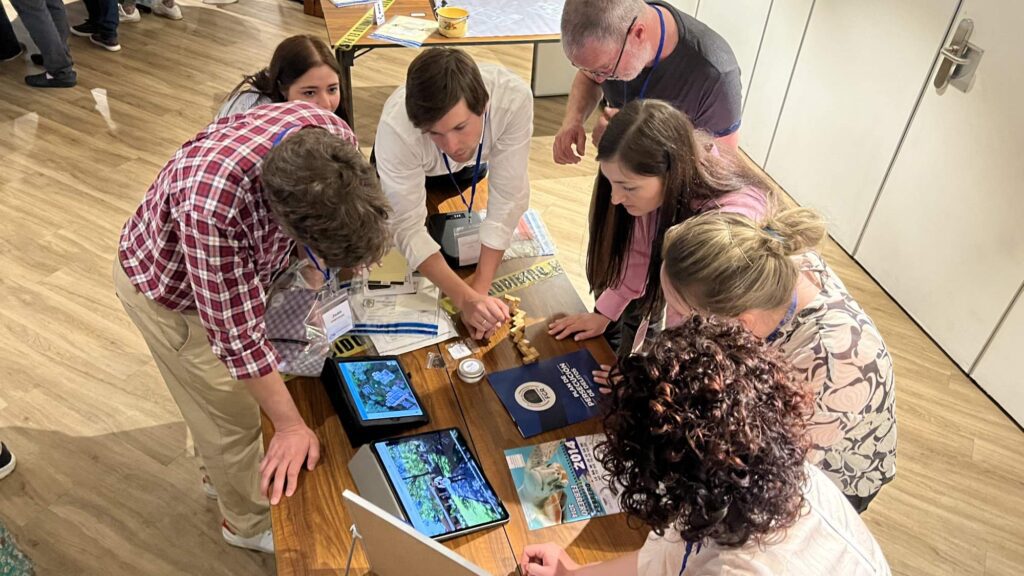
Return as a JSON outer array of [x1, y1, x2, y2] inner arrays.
[[374, 63, 534, 270]]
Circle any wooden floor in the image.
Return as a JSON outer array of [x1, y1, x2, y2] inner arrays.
[[0, 1, 1020, 574]]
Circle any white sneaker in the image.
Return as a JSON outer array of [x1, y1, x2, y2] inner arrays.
[[118, 5, 141, 22], [201, 473, 219, 500], [221, 521, 275, 554], [152, 1, 183, 20]]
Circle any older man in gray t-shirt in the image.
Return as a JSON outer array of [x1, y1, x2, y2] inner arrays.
[[554, 0, 742, 164]]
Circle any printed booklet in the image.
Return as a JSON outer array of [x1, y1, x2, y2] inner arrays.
[[487, 349, 602, 438], [504, 434, 621, 530]]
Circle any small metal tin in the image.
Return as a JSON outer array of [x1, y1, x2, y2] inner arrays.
[[457, 358, 485, 384]]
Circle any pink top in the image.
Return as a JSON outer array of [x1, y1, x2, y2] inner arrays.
[[595, 186, 768, 321]]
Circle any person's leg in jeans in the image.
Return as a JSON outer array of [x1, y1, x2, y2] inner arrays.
[[77, 0, 118, 50], [1, 4, 24, 60], [9, 0, 76, 87]]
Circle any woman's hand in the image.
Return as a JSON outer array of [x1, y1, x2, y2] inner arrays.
[[548, 312, 611, 341], [520, 543, 580, 576]]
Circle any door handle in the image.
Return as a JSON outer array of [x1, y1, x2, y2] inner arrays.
[[934, 18, 982, 93]]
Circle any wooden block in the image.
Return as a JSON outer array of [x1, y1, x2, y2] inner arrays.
[[503, 294, 521, 314]]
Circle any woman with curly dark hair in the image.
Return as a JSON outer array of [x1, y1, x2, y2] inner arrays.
[[520, 317, 890, 576]]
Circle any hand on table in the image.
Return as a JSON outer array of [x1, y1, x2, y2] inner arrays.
[[520, 543, 580, 576], [548, 312, 611, 342], [593, 363, 623, 394], [260, 422, 320, 505], [460, 293, 510, 339]]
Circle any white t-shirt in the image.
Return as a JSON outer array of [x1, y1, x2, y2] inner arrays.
[[374, 63, 534, 270], [637, 465, 891, 576]]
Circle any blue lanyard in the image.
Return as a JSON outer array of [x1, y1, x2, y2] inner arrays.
[[766, 292, 798, 344], [440, 112, 488, 215], [304, 246, 330, 282], [271, 126, 297, 147], [628, 5, 666, 102]]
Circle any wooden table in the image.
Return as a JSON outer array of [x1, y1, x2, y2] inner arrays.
[[319, 0, 561, 126], [262, 263, 649, 573]]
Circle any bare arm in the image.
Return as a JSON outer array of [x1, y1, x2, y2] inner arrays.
[[553, 72, 605, 164], [519, 544, 639, 576], [245, 369, 321, 505], [469, 245, 504, 294]]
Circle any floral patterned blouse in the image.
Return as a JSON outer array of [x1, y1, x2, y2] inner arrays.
[[773, 252, 897, 499]]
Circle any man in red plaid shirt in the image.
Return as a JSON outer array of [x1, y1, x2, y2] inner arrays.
[[114, 101, 391, 553]]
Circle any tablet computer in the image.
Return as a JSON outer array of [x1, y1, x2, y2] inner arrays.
[[322, 357, 430, 443], [371, 427, 510, 541]]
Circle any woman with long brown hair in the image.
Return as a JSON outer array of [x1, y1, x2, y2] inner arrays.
[[217, 34, 348, 123], [547, 98, 770, 354]]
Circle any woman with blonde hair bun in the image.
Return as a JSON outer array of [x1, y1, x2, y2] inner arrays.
[[659, 207, 897, 513]]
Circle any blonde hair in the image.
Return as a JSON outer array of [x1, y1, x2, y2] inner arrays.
[[661, 208, 827, 316]]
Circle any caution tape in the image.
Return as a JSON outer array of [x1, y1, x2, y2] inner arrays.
[[334, 0, 397, 52], [441, 258, 565, 315]]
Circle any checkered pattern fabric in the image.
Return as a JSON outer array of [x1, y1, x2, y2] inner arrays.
[[118, 101, 356, 379]]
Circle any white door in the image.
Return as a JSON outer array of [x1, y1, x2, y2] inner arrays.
[[765, 0, 959, 249], [857, 0, 1024, 371], [740, 0, 814, 166], [694, 0, 772, 104], [972, 290, 1024, 424]]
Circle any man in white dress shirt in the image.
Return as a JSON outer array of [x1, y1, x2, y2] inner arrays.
[[374, 48, 533, 339]]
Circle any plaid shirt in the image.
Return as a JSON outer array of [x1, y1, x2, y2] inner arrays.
[[118, 101, 357, 380]]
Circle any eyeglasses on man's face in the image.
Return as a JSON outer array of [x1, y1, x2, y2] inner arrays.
[[576, 15, 638, 82]]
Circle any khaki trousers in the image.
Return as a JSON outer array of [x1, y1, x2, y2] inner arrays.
[[113, 260, 270, 537]]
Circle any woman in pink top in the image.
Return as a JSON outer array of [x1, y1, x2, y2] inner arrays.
[[521, 317, 891, 576], [548, 99, 770, 354]]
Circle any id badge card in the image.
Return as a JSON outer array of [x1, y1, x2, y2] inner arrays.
[[453, 221, 482, 267], [321, 289, 354, 343]]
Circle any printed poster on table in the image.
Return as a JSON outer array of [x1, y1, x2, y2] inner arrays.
[[505, 434, 622, 530], [487, 349, 602, 438]]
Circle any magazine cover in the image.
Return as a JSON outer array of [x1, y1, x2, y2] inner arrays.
[[505, 434, 621, 530], [487, 349, 602, 438]]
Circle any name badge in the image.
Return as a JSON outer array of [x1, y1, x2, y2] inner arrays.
[[321, 291, 354, 342], [454, 223, 482, 267]]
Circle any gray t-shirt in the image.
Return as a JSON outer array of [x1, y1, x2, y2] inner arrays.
[[602, 1, 742, 137]]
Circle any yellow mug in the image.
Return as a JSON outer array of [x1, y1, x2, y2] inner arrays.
[[436, 6, 469, 38]]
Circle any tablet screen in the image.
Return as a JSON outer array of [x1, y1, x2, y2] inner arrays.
[[338, 359, 424, 421], [373, 428, 509, 539]]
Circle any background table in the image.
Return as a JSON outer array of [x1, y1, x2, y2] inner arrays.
[[319, 0, 561, 126]]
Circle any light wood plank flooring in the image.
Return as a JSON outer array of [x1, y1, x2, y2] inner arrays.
[[0, 1, 1021, 574]]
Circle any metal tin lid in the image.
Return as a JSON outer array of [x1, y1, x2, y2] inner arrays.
[[458, 358, 485, 381]]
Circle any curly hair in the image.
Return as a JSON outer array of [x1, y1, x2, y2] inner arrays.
[[599, 315, 813, 547], [262, 128, 391, 270]]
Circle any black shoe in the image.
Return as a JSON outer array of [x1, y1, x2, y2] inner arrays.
[[89, 33, 121, 52], [0, 43, 24, 62], [30, 53, 44, 66], [25, 70, 77, 88], [71, 21, 101, 37]]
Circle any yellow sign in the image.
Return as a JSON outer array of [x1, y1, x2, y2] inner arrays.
[[335, 0, 398, 52], [331, 334, 370, 358], [441, 259, 564, 315]]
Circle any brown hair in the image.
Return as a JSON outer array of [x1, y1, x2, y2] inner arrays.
[[262, 128, 391, 269], [600, 315, 812, 546], [404, 48, 489, 129], [586, 99, 772, 316], [227, 35, 349, 123], [662, 208, 827, 316]]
